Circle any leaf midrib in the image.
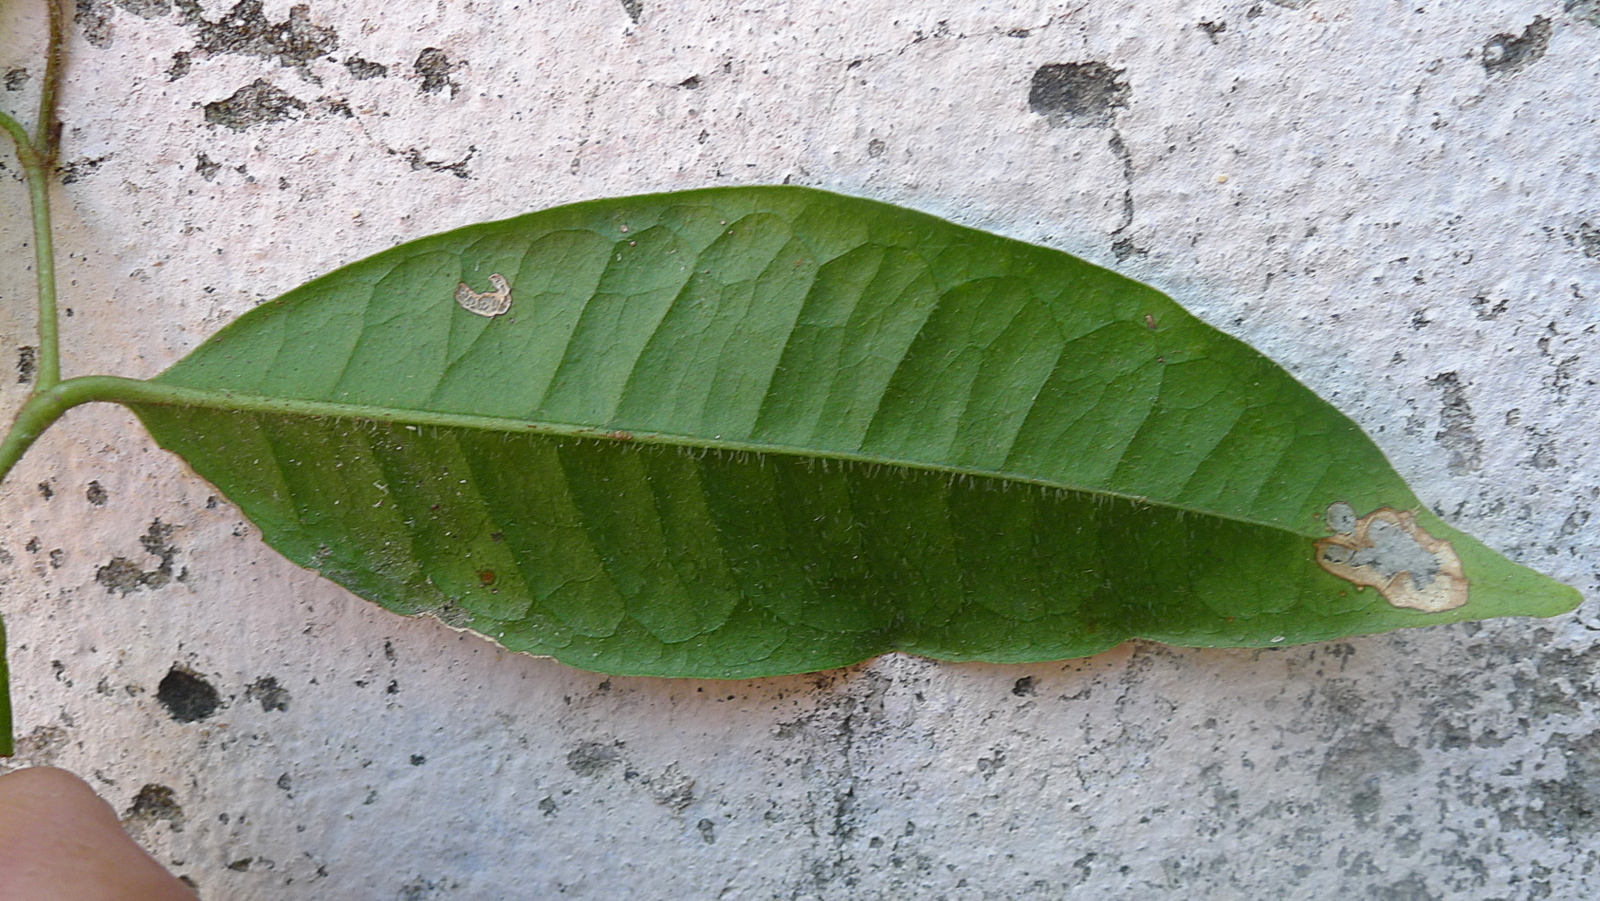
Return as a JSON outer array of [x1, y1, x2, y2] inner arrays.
[[65, 374, 1326, 540]]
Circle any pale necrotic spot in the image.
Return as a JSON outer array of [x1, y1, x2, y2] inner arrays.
[[454, 273, 511, 317], [1316, 503, 1468, 613]]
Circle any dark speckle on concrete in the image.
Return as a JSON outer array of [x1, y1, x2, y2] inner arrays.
[[1471, 294, 1509, 320], [178, 0, 339, 68], [344, 56, 387, 80], [698, 817, 716, 844], [1571, 222, 1600, 259], [395, 145, 474, 179], [96, 519, 180, 593], [95, 557, 153, 593], [410, 754, 427, 766], [121, 0, 171, 18], [1028, 62, 1129, 128], [620, 0, 642, 24], [1548, 354, 1580, 402], [1317, 725, 1421, 826], [195, 152, 221, 181], [167, 50, 191, 80], [12, 724, 67, 763], [1198, 20, 1227, 43], [567, 740, 622, 777], [58, 155, 110, 184], [158, 667, 221, 722], [16, 346, 35, 384], [1483, 16, 1551, 75], [1368, 874, 1441, 901], [1012, 677, 1036, 697], [645, 764, 695, 811], [538, 796, 558, 817], [1527, 430, 1560, 469], [1106, 129, 1139, 252], [85, 480, 108, 506], [204, 79, 307, 131], [1427, 372, 1483, 475], [76, 0, 118, 48], [1559, 510, 1590, 537], [1111, 237, 1149, 262], [413, 48, 461, 97], [398, 877, 457, 900], [125, 783, 185, 830], [1521, 731, 1600, 836], [246, 675, 291, 712], [3, 68, 28, 91]]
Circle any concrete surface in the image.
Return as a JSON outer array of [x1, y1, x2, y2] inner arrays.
[[1, 0, 1596, 897]]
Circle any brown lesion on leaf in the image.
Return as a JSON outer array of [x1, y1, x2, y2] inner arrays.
[[1315, 503, 1468, 613]]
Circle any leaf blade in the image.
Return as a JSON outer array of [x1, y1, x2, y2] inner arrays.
[[130, 186, 1579, 676]]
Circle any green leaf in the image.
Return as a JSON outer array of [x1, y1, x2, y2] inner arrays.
[[128, 186, 1579, 677]]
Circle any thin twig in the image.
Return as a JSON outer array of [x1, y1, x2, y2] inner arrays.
[[0, 0, 68, 390], [35, 0, 65, 161]]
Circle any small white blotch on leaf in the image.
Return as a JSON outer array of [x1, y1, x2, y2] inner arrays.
[[454, 272, 512, 317], [1315, 502, 1468, 613]]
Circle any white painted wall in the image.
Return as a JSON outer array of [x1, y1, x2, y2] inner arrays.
[[1, 0, 1596, 897]]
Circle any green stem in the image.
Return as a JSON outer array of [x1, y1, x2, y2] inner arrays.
[[32, 1, 64, 390], [0, 111, 30, 154], [24, 147, 60, 390], [0, 131, 62, 389], [0, 380, 86, 489], [0, 0, 68, 755], [0, 0, 65, 391]]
